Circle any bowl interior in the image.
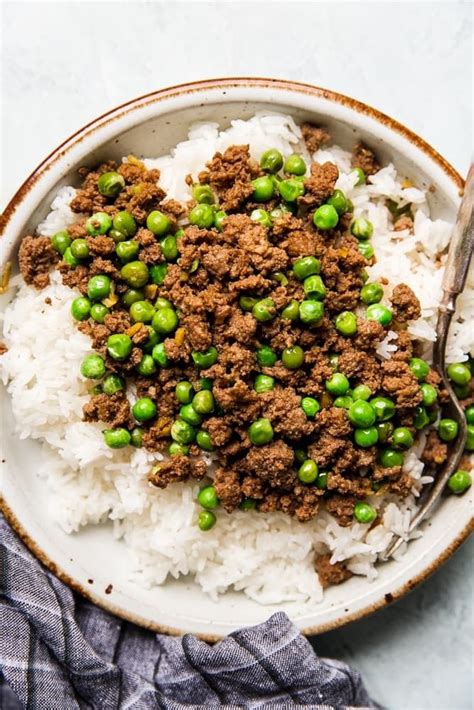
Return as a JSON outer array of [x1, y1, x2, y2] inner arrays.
[[1, 83, 471, 638]]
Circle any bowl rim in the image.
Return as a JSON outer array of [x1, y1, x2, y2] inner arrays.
[[0, 76, 471, 641]]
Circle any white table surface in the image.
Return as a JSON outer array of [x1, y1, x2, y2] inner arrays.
[[2, 2, 472, 708]]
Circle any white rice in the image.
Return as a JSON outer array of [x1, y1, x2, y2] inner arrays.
[[1, 113, 472, 604]]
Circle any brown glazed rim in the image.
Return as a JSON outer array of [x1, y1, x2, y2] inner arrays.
[[0, 77, 471, 642]]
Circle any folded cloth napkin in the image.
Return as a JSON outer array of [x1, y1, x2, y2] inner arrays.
[[0, 516, 378, 709]]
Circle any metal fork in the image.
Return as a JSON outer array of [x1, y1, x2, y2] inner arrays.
[[382, 164, 474, 560]]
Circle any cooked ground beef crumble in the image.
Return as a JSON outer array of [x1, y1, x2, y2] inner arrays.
[[17, 126, 473, 587]]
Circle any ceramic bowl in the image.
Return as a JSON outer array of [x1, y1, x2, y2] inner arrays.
[[1, 78, 472, 640]]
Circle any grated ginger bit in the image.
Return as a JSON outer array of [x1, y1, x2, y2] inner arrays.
[[127, 154, 145, 168], [103, 293, 118, 308], [155, 417, 172, 437], [125, 322, 143, 337], [337, 248, 348, 258], [144, 284, 158, 299], [0, 261, 12, 294], [174, 327, 186, 346], [401, 178, 413, 188]]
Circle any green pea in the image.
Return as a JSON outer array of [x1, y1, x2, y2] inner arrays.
[[160, 235, 178, 261], [136, 354, 156, 376], [256, 345, 277, 367], [175, 381, 194, 404], [413, 405, 430, 429], [284, 153, 306, 176], [142, 327, 160, 354], [303, 275, 326, 300], [103, 428, 131, 449], [150, 264, 168, 285], [239, 295, 259, 312], [98, 171, 125, 197], [250, 209, 272, 228], [376, 421, 394, 443], [435, 418, 459, 443], [366, 304, 392, 326], [447, 362, 472, 386], [70, 238, 89, 260], [89, 384, 103, 396], [152, 342, 170, 367], [252, 176, 275, 202], [107, 334, 133, 360], [188, 203, 215, 228], [251, 374, 274, 394], [299, 300, 325, 326], [86, 212, 112, 236], [116, 240, 139, 263], [131, 427, 143, 448], [379, 448, 404, 468], [192, 389, 215, 414], [293, 256, 321, 280], [465, 405, 474, 424], [327, 189, 348, 215], [420, 383, 437, 407], [102, 373, 124, 395], [109, 229, 127, 243], [129, 300, 154, 324], [154, 297, 172, 310], [409, 358, 430, 381], [179, 404, 202, 426], [271, 271, 289, 286], [197, 485, 219, 509], [325, 373, 349, 396], [214, 210, 227, 231], [51, 231, 71, 254], [282, 345, 304, 370], [252, 298, 276, 322], [335, 311, 358, 336], [90, 303, 109, 323], [192, 184, 215, 204], [121, 261, 149, 288], [122, 289, 145, 307], [199, 377, 213, 390], [171, 418, 197, 444], [294, 448, 307, 465], [281, 300, 300, 321], [316, 471, 329, 489], [248, 418, 274, 446], [87, 275, 111, 301], [63, 247, 79, 268], [260, 148, 284, 174], [454, 383, 471, 399], [113, 211, 137, 238], [358, 242, 375, 260], [348, 400, 376, 428], [71, 296, 91, 321], [131, 397, 156, 422], [392, 427, 414, 449], [278, 178, 305, 203], [354, 427, 379, 448], [146, 210, 171, 236], [196, 430, 214, 452], [167, 442, 187, 456], [298, 459, 318, 483], [360, 283, 383, 305], [192, 346, 218, 369], [328, 354, 339, 371], [352, 167, 366, 186], [465, 424, 474, 451], [301, 397, 320, 418], [333, 396, 353, 409], [447, 470, 472, 495], [239, 498, 256, 510], [270, 203, 293, 220], [360, 268, 369, 282], [352, 384, 372, 401], [198, 510, 216, 531], [351, 217, 373, 240], [152, 307, 178, 334], [80, 353, 106, 379], [370, 396, 396, 422], [313, 204, 339, 230], [354, 502, 376, 524]]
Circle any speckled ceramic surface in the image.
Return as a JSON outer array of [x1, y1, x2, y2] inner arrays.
[[1, 79, 472, 639]]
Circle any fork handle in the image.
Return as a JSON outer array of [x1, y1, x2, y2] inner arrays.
[[441, 163, 474, 302]]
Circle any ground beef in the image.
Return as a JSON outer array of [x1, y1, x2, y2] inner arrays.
[[83, 392, 133, 429], [315, 554, 352, 589], [301, 123, 331, 154], [18, 236, 59, 288], [213, 467, 242, 511], [198, 144, 259, 211], [148, 456, 207, 488], [393, 215, 414, 232], [0, 342, 8, 356], [242, 440, 296, 489], [299, 162, 339, 209], [422, 432, 448, 466], [325, 495, 358, 527], [351, 142, 380, 176], [382, 360, 423, 409], [391, 284, 421, 323], [261, 387, 313, 440]]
